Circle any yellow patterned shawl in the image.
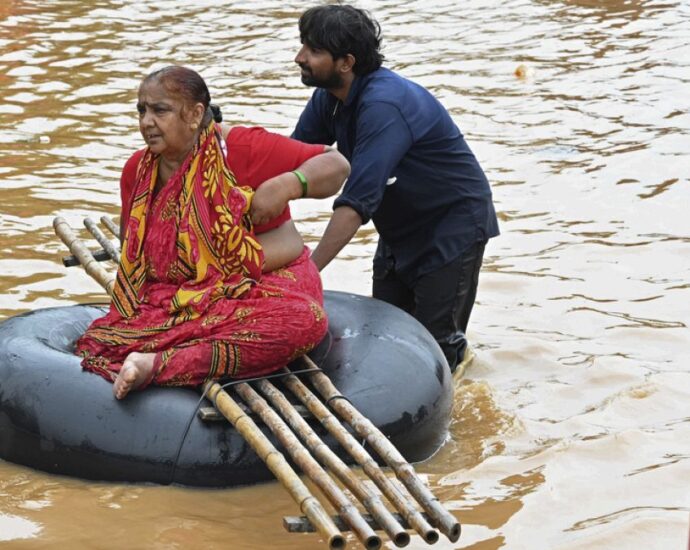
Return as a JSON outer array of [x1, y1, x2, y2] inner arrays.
[[112, 121, 264, 320]]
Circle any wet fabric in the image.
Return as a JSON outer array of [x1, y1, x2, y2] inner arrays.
[[76, 123, 327, 388], [112, 121, 263, 320], [293, 67, 499, 285], [119, 126, 326, 235], [77, 247, 326, 387], [373, 240, 487, 372]]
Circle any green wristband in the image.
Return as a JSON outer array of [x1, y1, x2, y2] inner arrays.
[[292, 169, 308, 198]]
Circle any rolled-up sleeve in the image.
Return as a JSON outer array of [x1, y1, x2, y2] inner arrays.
[[333, 102, 412, 224]]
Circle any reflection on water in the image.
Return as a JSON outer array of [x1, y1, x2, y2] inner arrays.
[[1, 0, 689, 548]]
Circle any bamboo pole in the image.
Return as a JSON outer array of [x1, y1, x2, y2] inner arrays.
[[234, 381, 382, 550], [100, 215, 120, 240], [58, 215, 457, 546], [84, 217, 120, 262], [300, 356, 461, 543], [56, 226, 348, 547], [257, 378, 410, 547], [280, 367, 439, 544], [284, 511, 435, 533], [53, 217, 115, 296], [62, 248, 111, 267], [205, 382, 346, 550]]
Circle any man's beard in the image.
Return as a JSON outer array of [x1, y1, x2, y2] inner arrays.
[[299, 66, 343, 89]]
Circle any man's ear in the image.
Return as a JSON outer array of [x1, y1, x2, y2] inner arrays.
[[339, 53, 356, 74]]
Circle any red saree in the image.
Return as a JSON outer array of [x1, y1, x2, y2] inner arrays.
[[76, 123, 327, 388]]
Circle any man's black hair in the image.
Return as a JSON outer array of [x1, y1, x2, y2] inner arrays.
[[299, 4, 384, 75]]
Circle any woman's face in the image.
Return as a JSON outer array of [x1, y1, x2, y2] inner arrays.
[[136, 79, 199, 160]]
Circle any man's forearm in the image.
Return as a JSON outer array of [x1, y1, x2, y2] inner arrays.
[[311, 206, 363, 271]]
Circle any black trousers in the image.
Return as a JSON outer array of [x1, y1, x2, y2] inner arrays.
[[372, 241, 487, 373]]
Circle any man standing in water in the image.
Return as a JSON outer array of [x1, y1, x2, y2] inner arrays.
[[292, 4, 499, 373]]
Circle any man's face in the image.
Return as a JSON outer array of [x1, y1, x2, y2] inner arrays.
[[294, 43, 344, 89]]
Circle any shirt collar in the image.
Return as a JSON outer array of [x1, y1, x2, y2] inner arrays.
[[342, 70, 375, 107]]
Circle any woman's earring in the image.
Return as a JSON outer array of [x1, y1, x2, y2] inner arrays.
[[191, 122, 199, 130]]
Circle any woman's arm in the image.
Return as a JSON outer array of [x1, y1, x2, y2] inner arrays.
[[250, 147, 350, 227]]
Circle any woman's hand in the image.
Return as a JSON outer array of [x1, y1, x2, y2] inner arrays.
[[250, 173, 302, 226]]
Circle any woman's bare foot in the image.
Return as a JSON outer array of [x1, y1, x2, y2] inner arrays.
[[113, 352, 156, 400]]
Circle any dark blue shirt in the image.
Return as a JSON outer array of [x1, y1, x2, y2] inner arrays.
[[293, 67, 499, 284]]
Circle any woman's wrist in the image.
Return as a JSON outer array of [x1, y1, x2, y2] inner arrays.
[[283, 170, 304, 200], [291, 169, 308, 198]]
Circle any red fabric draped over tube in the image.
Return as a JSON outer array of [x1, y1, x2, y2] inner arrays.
[[75, 125, 328, 389]]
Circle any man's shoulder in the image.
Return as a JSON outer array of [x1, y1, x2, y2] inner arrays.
[[358, 68, 428, 107], [367, 67, 406, 83], [360, 68, 403, 94], [308, 87, 336, 107]]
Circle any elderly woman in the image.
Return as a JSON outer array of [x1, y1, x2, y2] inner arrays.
[[76, 65, 349, 399]]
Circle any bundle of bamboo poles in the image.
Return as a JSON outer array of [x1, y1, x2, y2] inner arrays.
[[53, 215, 462, 549]]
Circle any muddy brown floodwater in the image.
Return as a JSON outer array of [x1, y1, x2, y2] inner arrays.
[[1, 1, 689, 548]]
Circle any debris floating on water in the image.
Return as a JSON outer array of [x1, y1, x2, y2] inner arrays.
[[514, 63, 534, 79]]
